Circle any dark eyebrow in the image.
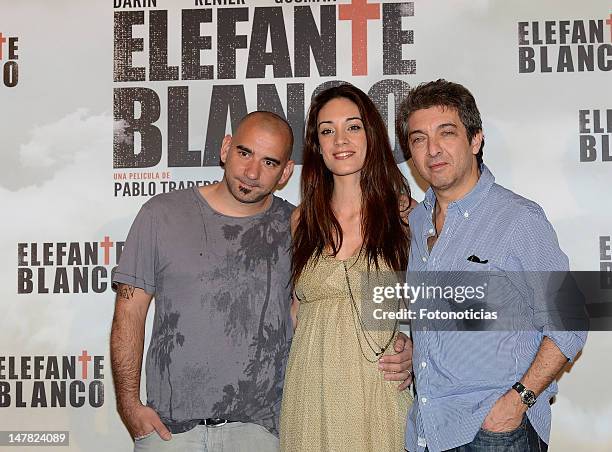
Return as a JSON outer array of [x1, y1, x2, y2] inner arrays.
[[236, 144, 281, 165], [317, 116, 364, 127], [408, 123, 458, 137], [408, 129, 425, 138]]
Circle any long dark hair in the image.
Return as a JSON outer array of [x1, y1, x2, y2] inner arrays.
[[292, 84, 411, 284]]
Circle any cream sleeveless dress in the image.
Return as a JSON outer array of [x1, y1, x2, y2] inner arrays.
[[280, 253, 412, 452]]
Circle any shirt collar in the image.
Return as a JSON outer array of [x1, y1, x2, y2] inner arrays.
[[423, 164, 495, 215]]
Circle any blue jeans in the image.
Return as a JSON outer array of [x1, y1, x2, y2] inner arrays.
[[133, 422, 279, 452], [426, 416, 548, 452]]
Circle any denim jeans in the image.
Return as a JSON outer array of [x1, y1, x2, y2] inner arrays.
[[425, 415, 548, 452], [133, 422, 279, 452]]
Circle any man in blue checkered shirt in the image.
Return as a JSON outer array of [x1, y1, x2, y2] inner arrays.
[[396, 79, 587, 452]]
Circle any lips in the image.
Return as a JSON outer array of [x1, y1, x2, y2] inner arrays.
[[333, 151, 355, 160], [429, 162, 448, 171], [237, 179, 260, 190]]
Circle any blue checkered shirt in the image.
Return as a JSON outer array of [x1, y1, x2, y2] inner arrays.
[[405, 164, 587, 452]]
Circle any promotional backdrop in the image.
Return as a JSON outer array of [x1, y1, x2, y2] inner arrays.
[[1, 0, 611, 450]]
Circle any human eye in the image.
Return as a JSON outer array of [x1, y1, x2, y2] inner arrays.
[[319, 128, 333, 135], [348, 124, 362, 132], [441, 129, 456, 137], [411, 135, 425, 145], [263, 159, 278, 168]]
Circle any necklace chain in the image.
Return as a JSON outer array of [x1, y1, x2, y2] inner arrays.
[[343, 261, 399, 363]]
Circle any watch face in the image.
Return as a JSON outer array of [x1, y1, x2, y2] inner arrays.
[[522, 390, 537, 406]]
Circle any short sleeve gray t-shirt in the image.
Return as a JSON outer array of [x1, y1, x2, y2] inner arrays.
[[113, 187, 294, 435]]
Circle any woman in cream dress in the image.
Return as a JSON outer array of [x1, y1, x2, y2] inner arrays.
[[280, 84, 414, 452]]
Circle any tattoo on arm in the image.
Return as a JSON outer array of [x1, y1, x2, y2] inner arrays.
[[118, 285, 136, 301]]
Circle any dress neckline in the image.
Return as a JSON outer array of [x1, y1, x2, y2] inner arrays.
[[322, 247, 363, 263]]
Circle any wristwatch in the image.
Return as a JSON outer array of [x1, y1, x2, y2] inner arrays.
[[512, 382, 537, 408]]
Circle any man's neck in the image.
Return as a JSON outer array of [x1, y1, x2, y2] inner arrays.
[[433, 164, 481, 213], [199, 180, 272, 218]]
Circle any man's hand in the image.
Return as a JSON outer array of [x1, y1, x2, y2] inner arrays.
[[378, 332, 413, 391], [118, 402, 172, 441], [481, 390, 526, 433]]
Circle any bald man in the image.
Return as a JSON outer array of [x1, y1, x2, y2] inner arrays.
[[110, 112, 412, 452], [110, 111, 296, 452]]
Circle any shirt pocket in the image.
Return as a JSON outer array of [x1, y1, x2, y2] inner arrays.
[[459, 259, 491, 272]]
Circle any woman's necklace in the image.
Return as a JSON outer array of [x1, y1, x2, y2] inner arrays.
[[343, 260, 399, 363]]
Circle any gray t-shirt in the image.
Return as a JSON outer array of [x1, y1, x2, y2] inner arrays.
[[112, 187, 294, 434]]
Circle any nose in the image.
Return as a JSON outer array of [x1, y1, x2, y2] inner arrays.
[[426, 136, 442, 157], [244, 158, 260, 181], [334, 130, 348, 146]]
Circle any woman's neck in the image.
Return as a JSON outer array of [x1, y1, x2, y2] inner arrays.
[[331, 173, 362, 217]]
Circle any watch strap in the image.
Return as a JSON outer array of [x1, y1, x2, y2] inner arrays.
[[512, 382, 526, 394]]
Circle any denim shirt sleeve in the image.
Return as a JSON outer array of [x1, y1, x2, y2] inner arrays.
[[505, 205, 587, 362]]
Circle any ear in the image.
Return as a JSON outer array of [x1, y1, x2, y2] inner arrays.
[[278, 160, 295, 186], [470, 130, 483, 155], [220, 135, 232, 163]]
